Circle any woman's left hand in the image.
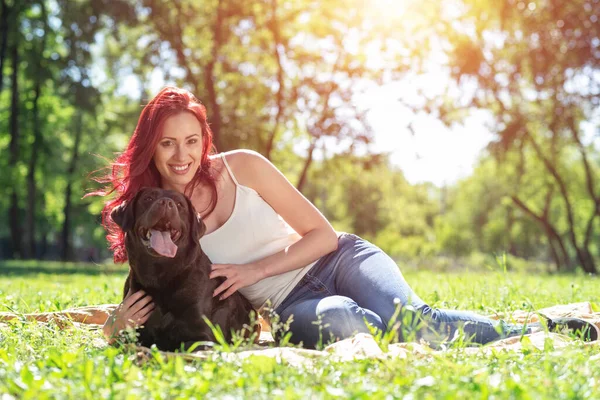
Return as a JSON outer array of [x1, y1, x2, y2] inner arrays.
[[210, 263, 264, 300]]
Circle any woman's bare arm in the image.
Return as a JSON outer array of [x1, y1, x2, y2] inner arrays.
[[210, 150, 339, 299]]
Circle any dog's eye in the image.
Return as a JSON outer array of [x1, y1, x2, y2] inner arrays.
[[177, 201, 184, 208], [145, 196, 153, 202]]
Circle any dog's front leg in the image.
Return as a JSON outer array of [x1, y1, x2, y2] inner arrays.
[[163, 318, 214, 351], [133, 305, 163, 348]]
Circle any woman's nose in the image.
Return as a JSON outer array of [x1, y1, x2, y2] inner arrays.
[[173, 144, 186, 160]]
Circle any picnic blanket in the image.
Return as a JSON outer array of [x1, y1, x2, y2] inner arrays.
[[1, 302, 599, 365]]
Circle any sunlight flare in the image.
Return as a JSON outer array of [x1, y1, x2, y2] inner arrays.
[[371, 0, 410, 16]]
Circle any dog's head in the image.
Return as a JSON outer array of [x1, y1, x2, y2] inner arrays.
[[111, 187, 206, 259]]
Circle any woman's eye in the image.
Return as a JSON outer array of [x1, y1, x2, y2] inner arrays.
[[188, 139, 198, 145], [160, 140, 173, 147]]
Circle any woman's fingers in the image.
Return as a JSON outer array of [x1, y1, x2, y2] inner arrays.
[[123, 290, 148, 309], [133, 303, 156, 325], [128, 294, 154, 315], [141, 303, 155, 318], [210, 264, 242, 280], [220, 284, 239, 300], [103, 290, 155, 338], [213, 278, 236, 298], [135, 305, 155, 324], [109, 290, 153, 329], [131, 303, 155, 322], [209, 268, 232, 280]]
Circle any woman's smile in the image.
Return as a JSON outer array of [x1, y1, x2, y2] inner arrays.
[[170, 162, 192, 175]]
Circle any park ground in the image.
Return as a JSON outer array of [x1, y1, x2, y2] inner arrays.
[[0, 260, 599, 399]]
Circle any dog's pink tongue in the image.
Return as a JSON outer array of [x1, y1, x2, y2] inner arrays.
[[149, 229, 178, 258]]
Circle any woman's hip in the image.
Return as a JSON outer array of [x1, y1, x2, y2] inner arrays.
[[274, 233, 385, 313]]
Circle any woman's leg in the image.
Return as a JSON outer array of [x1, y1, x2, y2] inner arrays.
[[275, 294, 385, 348], [307, 234, 527, 346]]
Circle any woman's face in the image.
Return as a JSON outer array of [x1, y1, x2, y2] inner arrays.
[[153, 112, 204, 192]]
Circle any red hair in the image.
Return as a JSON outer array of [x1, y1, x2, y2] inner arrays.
[[89, 87, 218, 263]]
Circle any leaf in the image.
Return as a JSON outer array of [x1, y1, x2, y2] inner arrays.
[[20, 365, 34, 388], [519, 335, 539, 355], [83, 359, 93, 384]]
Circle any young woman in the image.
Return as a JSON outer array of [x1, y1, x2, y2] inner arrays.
[[99, 86, 596, 348]]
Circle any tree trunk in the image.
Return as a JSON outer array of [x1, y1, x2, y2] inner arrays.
[[295, 54, 340, 193], [26, 2, 47, 259], [264, 0, 285, 160], [539, 186, 571, 270], [567, 117, 599, 273], [510, 196, 571, 272], [296, 138, 317, 193], [525, 131, 596, 274], [507, 140, 527, 257], [26, 79, 41, 259], [203, 0, 224, 151], [61, 112, 83, 261], [0, 0, 9, 94], [546, 236, 562, 271], [8, 31, 22, 259], [8, 29, 18, 164], [577, 249, 597, 274], [61, 184, 74, 261], [8, 191, 21, 259], [39, 195, 48, 259], [505, 206, 518, 256], [156, 0, 223, 150]]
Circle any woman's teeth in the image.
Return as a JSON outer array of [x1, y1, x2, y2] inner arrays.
[[171, 163, 191, 174]]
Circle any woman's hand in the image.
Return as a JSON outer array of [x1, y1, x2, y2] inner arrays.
[[210, 263, 265, 300], [102, 289, 155, 343]]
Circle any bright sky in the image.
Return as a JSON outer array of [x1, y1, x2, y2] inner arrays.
[[357, 0, 495, 186], [362, 83, 494, 187]]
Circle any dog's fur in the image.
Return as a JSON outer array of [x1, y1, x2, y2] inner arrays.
[[111, 187, 257, 351]]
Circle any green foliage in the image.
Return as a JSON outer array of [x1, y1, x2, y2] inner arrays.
[[305, 153, 440, 259], [1, 0, 599, 274], [404, 0, 600, 272], [1, 262, 599, 398]]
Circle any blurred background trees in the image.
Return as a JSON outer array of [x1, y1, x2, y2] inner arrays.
[[0, 0, 598, 273]]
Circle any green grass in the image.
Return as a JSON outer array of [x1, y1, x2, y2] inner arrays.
[[1, 260, 599, 399]]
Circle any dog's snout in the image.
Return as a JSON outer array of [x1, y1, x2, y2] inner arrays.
[[158, 198, 176, 209]]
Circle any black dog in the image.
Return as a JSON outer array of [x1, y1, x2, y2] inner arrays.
[[110, 187, 257, 351]]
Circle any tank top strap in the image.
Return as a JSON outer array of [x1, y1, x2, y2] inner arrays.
[[220, 153, 239, 186]]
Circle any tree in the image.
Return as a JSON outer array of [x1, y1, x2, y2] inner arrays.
[[25, 0, 49, 258], [304, 152, 440, 259], [107, 0, 413, 192], [5, 1, 24, 258], [406, 0, 600, 272]]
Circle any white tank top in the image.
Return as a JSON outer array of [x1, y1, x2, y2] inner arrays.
[[199, 153, 317, 311]]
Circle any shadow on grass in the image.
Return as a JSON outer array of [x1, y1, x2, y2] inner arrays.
[[0, 260, 128, 276]]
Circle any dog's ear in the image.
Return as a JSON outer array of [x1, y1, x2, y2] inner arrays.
[[186, 196, 206, 243], [111, 196, 138, 232]]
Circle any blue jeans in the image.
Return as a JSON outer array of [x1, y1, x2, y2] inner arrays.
[[273, 233, 528, 349]]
